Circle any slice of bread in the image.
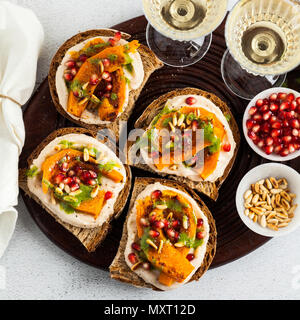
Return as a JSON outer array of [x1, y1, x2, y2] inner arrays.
[[19, 127, 132, 252], [109, 177, 217, 291], [48, 29, 163, 141], [127, 88, 240, 200]]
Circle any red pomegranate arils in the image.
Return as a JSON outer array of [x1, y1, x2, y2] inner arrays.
[[149, 230, 159, 238], [128, 253, 137, 264], [114, 31, 122, 41], [256, 99, 264, 107], [279, 101, 290, 111], [286, 93, 295, 102], [70, 68, 77, 76], [131, 243, 141, 252], [290, 119, 299, 129], [54, 173, 65, 184], [262, 111, 271, 121], [269, 93, 277, 101], [154, 220, 165, 229], [259, 105, 269, 113], [102, 58, 110, 67], [292, 129, 299, 136], [64, 73, 73, 81], [186, 96, 196, 105], [223, 143, 231, 152], [196, 231, 205, 239], [142, 262, 151, 270], [278, 92, 287, 100], [79, 54, 87, 62], [166, 228, 176, 239], [265, 137, 274, 146], [102, 71, 110, 80], [253, 113, 262, 122], [269, 103, 279, 112], [90, 74, 99, 85], [264, 145, 274, 155], [282, 135, 292, 145], [249, 106, 257, 116], [288, 143, 296, 153], [140, 217, 149, 227], [186, 254, 195, 261], [197, 218, 203, 227], [151, 190, 162, 200], [104, 191, 113, 200], [257, 139, 264, 148], [290, 101, 297, 111], [271, 121, 282, 129], [271, 129, 281, 138], [274, 145, 283, 154], [280, 148, 289, 157], [261, 122, 270, 133], [246, 119, 255, 129], [252, 124, 260, 133], [296, 97, 300, 105], [65, 60, 76, 68]]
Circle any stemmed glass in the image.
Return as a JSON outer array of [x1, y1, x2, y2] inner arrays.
[[221, 0, 300, 100], [143, 0, 228, 67]]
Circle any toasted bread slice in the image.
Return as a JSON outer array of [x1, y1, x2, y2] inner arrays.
[[109, 177, 217, 290], [48, 29, 163, 141], [127, 88, 240, 200], [19, 127, 132, 252]]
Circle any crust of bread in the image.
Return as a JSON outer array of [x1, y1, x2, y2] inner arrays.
[[109, 177, 217, 291], [19, 127, 132, 252], [48, 29, 163, 141], [127, 88, 240, 200]]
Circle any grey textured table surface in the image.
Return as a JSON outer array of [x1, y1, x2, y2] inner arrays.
[[1, 0, 300, 300]]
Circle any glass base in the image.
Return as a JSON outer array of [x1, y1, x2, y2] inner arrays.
[[221, 50, 287, 100], [146, 23, 212, 67]]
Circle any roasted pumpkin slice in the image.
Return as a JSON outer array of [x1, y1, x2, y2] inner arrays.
[[67, 40, 139, 118], [76, 189, 106, 219]]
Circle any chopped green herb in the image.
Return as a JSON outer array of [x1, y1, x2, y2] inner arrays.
[[59, 140, 74, 149], [42, 179, 54, 189], [108, 54, 118, 62], [125, 63, 133, 73], [151, 105, 173, 127], [26, 166, 39, 178], [90, 58, 101, 65], [98, 161, 116, 172], [140, 227, 151, 254], [178, 232, 203, 249], [208, 136, 221, 154], [110, 93, 118, 100], [165, 198, 188, 212]]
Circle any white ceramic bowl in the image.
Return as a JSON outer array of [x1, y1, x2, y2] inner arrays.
[[236, 163, 300, 237], [243, 87, 300, 161]]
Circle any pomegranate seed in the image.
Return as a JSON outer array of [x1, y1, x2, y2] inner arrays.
[[64, 73, 73, 81], [89, 170, 97, 178], [149, 213, 157, 224], [249, 106, 258, 116], [280, 148, 289, 157], [280, 101, 290, 111], [105, 191, 113, 200], [282, 135, 292, 145], [102, 71, 110, 80], [68, 170, 75, 177], [269, 103, 279, 112], [274, 145, 283, 154], [265, 137, 274, 146], [259, 105, 269, 113], [197, 218, 203, 227], [288, 143, 296, 153], [186, 97, 196, 105], [263, 98, 269, 105], [106, 75, 112, 82], [114, 31, 122, 41], [283, 120, 290, 127], [196, 231, 205, 239], [151, 190, 162, 200], [87, 178, 96, 186], [261, 122, 270, 133], [154, 220, 165, 229], [271, 129, 281, 138], [283, 128, 292, 136], [142, 262, 151, 270], [108, 38, 117, 46], [79, 54, 87, 62], [223, 143, 231, 152], [140, 217, 149, 227], [278, 111, 287, 120], [290, 101, 297, 111], [286, 93, 295, 102], [131, 242, 141, 251], [256, 99, 264, 107], [90, 74, 99, 85], [65, 60, 76, 68], [271, 121, 282, 129], [292, 128, 299, 136], [296, 97, 300, 105], [128, 253, 137, 264], [273, 137, 282, 146], [286, 111, 295, 119], [54, 173, 65, 184], [246, 119, 255, 129], [70, 68, 77, 76], [257, 139, 265, 148], [167, 228, 176, 239], [174, 231, 179, 241], [73, 177, 81, 184], [278, 92, 287, 100], [294, 143, 300, 150], [60, 162, 68, 172], [253, 113, 262, 122], [262, 111, 271, 121], [269, 115, 277, 123], [269, 93, 278, 101], [172, 219, 180, 228], [264, 145, 274, 155], [186, 254, 195, 261], [252, 124, 260, 133], [69, 182, 79, 192], [73, 90, 79, 98], [82, 170, 91, 180], [102, 58, 110, 67], [248, 130, 258, 141], [63, 177, 72, 185], [290, 119, 300, 129], [149, 230, 160, 238], [106, 83, 113, 91]]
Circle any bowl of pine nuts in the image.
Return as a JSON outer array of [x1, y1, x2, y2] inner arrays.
[[236, 163, 300, 237]]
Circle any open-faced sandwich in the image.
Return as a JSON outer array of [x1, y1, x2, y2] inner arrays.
[[48, 29, 163, 139], [127, 88, 240, 200], [110, 177, 217, 291], [19, 128, 131, 252]]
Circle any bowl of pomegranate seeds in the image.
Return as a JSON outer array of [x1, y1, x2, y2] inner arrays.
[[243, 87, 300, 161]]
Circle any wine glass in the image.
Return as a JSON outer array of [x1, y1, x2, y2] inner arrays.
[[221, 0, 300, 100], [143, 0, 228, 67]]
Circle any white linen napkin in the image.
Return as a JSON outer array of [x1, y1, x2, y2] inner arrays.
[[0, 1, 44, 258]]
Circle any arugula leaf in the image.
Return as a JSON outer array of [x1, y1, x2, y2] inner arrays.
[[98, 161, 116, 172], [26, 166, 39, 178]]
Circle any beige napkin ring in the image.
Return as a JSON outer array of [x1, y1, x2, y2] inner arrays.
[[0, 94, 22, 107]]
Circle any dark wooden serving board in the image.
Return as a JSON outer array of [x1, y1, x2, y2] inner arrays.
[[20, 15, 300, 270]]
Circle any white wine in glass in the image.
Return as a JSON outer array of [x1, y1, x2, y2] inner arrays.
[[143, 0, 228, 67], [221, 0, 300, 100]]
